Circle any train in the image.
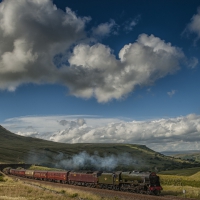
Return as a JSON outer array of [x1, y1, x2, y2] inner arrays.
[[7, 168, 162, 195]]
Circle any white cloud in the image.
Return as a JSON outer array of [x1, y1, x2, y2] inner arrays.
[[2, 114, 200, 152], [167, 90, 176, 97], [188, 57, 199, 69], [124, 15, 141, 32], [0, 0, 185, 102], [182, 9, 199, 68], [2, 115, 123, 139], [91, 19, 117, 38], [185, 7, 200, 40], [0, 0, 89, 91], [67, 34, 184, 102]]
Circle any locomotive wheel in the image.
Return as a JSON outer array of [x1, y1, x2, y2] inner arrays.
[[153, 190, 160, 195], [111, 185, 115, 190], [139, 190, 144, 194], [146, 190, 152, 195]]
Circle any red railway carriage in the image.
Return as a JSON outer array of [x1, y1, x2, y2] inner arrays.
[[68, 171, 99, 187], [10, 169, 17, 175], [17, 169, 26, 177], [10, 169, 25, 177], [33, 171, 48, 180], [47, 171, 70, 183]]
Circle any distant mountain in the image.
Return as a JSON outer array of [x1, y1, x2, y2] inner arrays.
[[0, 125, 199, 171]]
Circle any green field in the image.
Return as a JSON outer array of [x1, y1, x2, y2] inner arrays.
[[159, 167, 200, 176], [158, 168, 200, 199]]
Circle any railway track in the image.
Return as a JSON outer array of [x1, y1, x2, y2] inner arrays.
[[7, 175, 194, 200]]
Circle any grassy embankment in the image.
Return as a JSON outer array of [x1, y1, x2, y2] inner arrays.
[[0, 172, 115, 200], [159, 167, 200, 199]]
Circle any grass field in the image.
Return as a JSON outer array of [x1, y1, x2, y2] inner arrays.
[[161, 185, 200, 199], [159, 167, 200, 176], [158, 167, 200, 199], [159, 167, 200, 187], [0, 174, 113, 200]]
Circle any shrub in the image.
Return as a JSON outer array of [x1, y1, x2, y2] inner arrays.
[[0, 173, 4, 182], [69, 193, 78, 198]]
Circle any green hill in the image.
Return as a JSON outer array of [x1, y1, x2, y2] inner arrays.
[[0, 125, 199, 171], [171, 152, 200, 163]]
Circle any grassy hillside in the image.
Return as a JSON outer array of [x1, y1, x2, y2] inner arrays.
[[159, 167, 200, 176], [172, 152, 200, 163], [0, 125, 199, 171]]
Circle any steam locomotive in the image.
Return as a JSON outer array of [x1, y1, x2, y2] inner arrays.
[[8, 168, 162, 195]]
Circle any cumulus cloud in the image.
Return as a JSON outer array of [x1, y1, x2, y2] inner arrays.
[[0, 0, 89, 91], [2, 114, 200, 152], [0, 0, 185, 102], [59, 118, 86, 127], [2, 115, 123, 140], [66, 34, 184, 102]]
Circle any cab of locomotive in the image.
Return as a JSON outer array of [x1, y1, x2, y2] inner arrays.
[[149, 172, 162, 195]]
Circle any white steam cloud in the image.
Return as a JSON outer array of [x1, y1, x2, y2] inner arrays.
[[0, 0, 186, 102], [55, 152, 138, 171], [25, 150, 146, 171]]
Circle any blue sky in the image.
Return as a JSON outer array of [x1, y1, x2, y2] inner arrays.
[[0, 0, 200, 152]]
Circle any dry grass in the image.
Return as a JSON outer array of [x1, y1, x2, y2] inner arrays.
[[28, 165, 62, 171], [162, 185, 200, 199], [0, 176, 114, 200], [159, 171, 200, 199], [159, 171, 200, 187]]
